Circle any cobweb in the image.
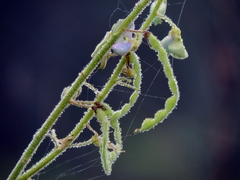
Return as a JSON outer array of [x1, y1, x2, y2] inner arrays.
[[32, 0, 187, 179]]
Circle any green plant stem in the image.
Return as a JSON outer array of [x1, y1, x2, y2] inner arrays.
[[18, 109, 95, 180], [18, 56, 127, 180], [140, 0, 162, 31], [134, 0, 163, 50], [9, 1, 151, 179]]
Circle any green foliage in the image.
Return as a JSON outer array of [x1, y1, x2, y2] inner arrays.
[[8, 0, 188, 179]]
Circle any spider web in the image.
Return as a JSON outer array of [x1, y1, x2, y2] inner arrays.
[[33, 1, 187, 179]]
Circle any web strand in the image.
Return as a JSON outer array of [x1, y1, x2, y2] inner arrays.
[[123, 65, 162, 142]]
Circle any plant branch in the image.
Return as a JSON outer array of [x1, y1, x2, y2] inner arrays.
[[8, 0, 151, 179]]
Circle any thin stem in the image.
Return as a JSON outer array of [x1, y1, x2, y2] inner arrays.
[[18, 55, 127, 180], [8, 1, 150, 179], [140, 0, 163, 31], [135, 0, 163, 48], [8, 1, 158, 179]]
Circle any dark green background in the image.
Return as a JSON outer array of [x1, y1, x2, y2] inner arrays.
[[1, 0, 240, 179]]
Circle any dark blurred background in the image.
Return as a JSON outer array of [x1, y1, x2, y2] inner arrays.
[[1, 0, 240, 179]]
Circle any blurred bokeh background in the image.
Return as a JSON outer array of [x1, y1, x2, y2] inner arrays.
[[1, 0, 240, 179]]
